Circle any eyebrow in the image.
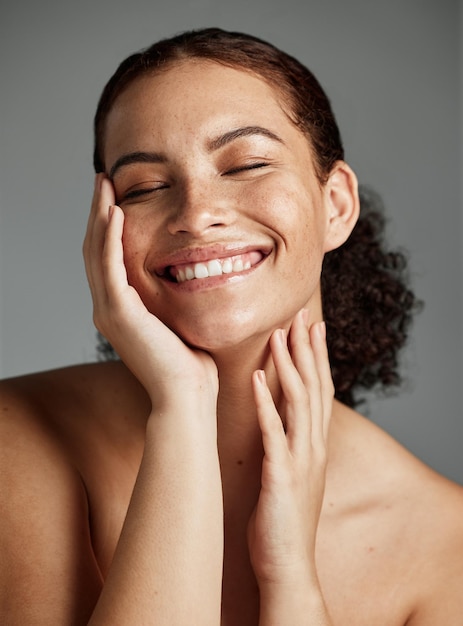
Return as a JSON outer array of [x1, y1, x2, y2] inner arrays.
[[109, 151, 166, 179], [108, 126, 285, 179], [207, 126, 285, 151]]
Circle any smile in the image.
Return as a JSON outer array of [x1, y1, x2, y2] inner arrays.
[[167, 251, 265, 283]]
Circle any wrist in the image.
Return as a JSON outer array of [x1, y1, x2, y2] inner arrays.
[[259, 579, 330, 626], [254, 554, 318, 589], [150, 384, 217, 419], [258, 571, 318, 599], [147, 375, 218, 412], [146, 400, 218, 449]]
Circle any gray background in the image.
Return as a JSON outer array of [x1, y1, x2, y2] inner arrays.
[[1, 0, 462, 482]]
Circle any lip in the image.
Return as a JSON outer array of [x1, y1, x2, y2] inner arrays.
[[153, 243, 273, 279]]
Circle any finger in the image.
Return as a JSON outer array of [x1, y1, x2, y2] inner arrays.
[[309, 322, 334, 442], [83, 174, 106, 275], [287, 311, 325, 448], [83, 175, 115, 302], [288, 310, 317, 391], [252, 369, 288, 464], [268, 325, 312, 452], [101, 204, 130, 300]]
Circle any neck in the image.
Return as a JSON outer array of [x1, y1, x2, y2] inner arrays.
[[214, 337, 268, 463], [210, 295, 327, 499], [213, 360, 352, 500], [211, 335, 278, 509]]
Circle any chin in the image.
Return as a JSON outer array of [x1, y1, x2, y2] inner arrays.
[[172, 319, 252, 352], [159, 306, 271, 355]]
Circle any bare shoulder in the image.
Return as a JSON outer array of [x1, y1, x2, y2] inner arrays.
[[332, 403, 463, 624], [0, 360, 150, 451], [402, 452, 463, 624], [0, 361, 149, 623], [0, 360, 148, 418]]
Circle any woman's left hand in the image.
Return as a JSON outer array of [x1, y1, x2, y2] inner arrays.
[[248, 309, 333, 594]]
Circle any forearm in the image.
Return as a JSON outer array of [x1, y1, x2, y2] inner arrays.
[[89, 402, 223, 625]]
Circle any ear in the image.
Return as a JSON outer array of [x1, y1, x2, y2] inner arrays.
[[322, 161, 360, 253]]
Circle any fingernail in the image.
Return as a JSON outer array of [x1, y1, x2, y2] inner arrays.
[[256, 369, 266, 385], [301, 308, 309, 325], [318, 321, 326, 339], [277, 328, 287, 344]]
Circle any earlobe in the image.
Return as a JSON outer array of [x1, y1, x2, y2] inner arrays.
[[323, 161, 360, 253]]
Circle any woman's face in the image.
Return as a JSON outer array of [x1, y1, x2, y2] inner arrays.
[[103, 60, 336, 351]]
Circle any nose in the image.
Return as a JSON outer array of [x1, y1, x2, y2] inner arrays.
[[166, 179, 232, 236]]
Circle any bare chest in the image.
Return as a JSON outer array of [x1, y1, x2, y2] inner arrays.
[[218, 533, 413, 626], [85, 450, 414, 625], [315, 510, 416, 625]]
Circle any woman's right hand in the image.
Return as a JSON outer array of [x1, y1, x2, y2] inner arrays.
[[83, 174, 219, 407], [84, 175, 223, 625]]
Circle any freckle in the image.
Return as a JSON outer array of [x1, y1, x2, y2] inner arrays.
[[237, 460, 243, 466], [367, 546, 375, 553]]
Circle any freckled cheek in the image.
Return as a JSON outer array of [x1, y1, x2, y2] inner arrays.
[[254, 184, 322, 243], [240, 181, 284, 218], [270, 192, 325, 287], [283, 241, 324, 290], [122, 241, 164, 315], [121, 217, 157, 286]]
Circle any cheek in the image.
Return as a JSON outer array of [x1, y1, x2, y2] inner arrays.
[[121, 215, 156, 288], [258, 183, 326, 258], [268, 190, 326, 294]]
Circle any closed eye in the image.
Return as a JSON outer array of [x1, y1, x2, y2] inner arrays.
[[120, 185, 169, 202], [224, 162, 269, 176]]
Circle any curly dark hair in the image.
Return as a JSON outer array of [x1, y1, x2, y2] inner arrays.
[[93, 28, 420, 408], [322, 187, 419, 407]]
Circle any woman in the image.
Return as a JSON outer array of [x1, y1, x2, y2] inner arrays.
[[1, 28, 462, 625]]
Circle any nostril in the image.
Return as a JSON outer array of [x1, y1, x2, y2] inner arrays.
[[168, 214, 228, 236]]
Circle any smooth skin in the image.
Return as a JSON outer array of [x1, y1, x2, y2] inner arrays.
[[1, 60, 463, 625], [85, 169, 333, 624]]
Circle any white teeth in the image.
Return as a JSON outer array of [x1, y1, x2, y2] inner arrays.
[[175, 254, 257, 283], [194, 263, 209, 279], [232, 258, 244, 272], [222, 258, 233, 274], [207, 259, 222, 276]]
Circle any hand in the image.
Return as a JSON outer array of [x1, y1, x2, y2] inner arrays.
[[248, 310, 333, 588], [83, 175, 218, 406]]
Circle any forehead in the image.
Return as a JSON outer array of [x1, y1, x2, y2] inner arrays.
[[103, 60, 306, 157], [112, 59, 286, 116]]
